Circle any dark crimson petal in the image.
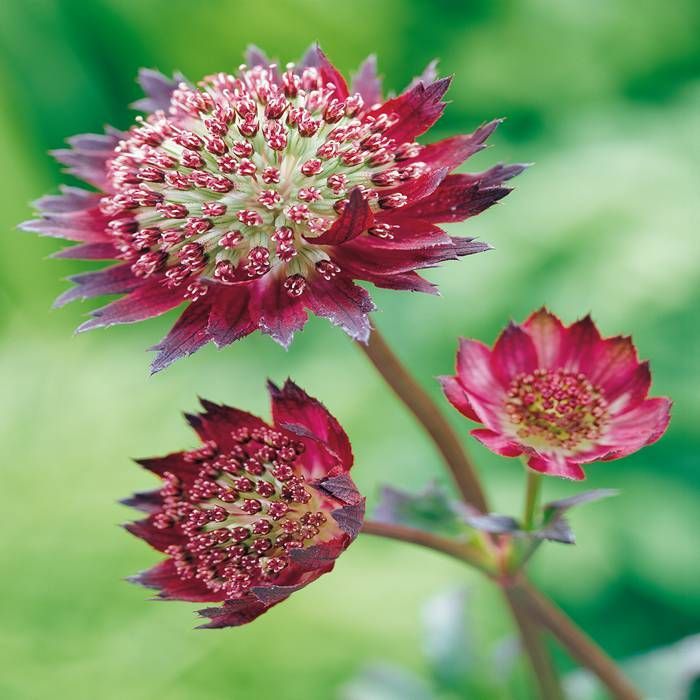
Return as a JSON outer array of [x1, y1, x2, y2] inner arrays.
[[51, 242, 116, 260], [135, 452, 202, 484], [120, 489, 163, 513], [469, 162, 529, 187], [251, 582, 308, 606], [197, 596, 271, 629], [491, 322, 539, 385], [384, 166, 448, 201], [130, 559, 221, 602], [269, 379, 354, 472], [351, 54, 382, 105], [367, 218, 452, 249], [450, 237, 492, 256], [54, 264, 142, 308], [149, 300, 213, 373], [377, 76, 451, 143], [132, 68, 187, 113], [205, 284, 256, 348], [309, 188, 374, 245], [364, 270, 438, 294], [331, 501, 366, 538], [77, 282, 183, 332], [251, 277, 308, 348], [124, 517, 184, 552], [298, 45, 349, 99], [190, 399, 269, 448], [400, 174, 512, 223], [305, 274, 375, 343], [51, 128, 121, 190], [407, 120, 502, 172]]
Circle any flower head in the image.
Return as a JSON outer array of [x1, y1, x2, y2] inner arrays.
[[22, 45, 524, 371], [124, 380, 364, 628], [441, 309, 671, 479]]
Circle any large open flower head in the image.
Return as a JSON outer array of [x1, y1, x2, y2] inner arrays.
[[22, 45, 524, 371], [441, 309, 671, 479], [125, 380, 364, 628]]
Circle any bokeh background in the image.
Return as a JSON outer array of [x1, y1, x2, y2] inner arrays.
[[1, 1, 699, 698]]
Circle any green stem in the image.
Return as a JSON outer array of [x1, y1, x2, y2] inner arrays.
[[523, 469, 542, 530]]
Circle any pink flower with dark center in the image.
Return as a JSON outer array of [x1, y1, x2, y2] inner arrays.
[[22, 45, 525, 371], [440, 309, 671, 480], [124, 380, 364, 628]]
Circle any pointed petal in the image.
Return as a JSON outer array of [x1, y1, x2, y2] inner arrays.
[[135, 452, 201, 483], [358, 270, 439, 294], [400, 174, 511, 223], [120, 489, 162, 513], [404, 59, 439, 92], [51, 242, 116, 260], [439, 375, 479, 421], [604, 397, 671, 452], [305, 275, 375, 342], [77, 282, 183, 332], [377, 76, 451, 143], [557, 315, 602, 374], [130, 559, 220, 602], [269, 380, 353, 474], [191, 399, 269, 449], [245, 45, 271, 67], [197, 596, 271, 629], [310, 188, 374, 245], [132, 68, 187, 113], [471, 428, 524, 458], [51, 129, 121, 189], [527, 454, 586, 480], [54, 264, 141, 308], [250, 277, 308, 348], [491, 322, 539, 386], [456, 338, 505, 398], [522, 307, 566, 369], [351, 54, 382, 105], [20, 191, 108, 242], [149, 300, 213, 373], [205, 284, 256, 348], [298, 44, 349, 99], [124, 518, 184, 552]]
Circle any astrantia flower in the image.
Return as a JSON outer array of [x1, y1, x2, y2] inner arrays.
[[22, 45, 524, 371], [124, 380, 364, 628], [440, 309, 671, 480]]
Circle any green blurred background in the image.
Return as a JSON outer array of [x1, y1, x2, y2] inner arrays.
[[1, 1, 699, 698]]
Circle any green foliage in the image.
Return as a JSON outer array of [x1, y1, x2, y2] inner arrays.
[[0, 0, 699, 698]]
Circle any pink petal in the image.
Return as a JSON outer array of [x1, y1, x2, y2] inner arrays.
[[491, 323, 539, 386], [269, 379, 353, 476], [522, 307, 566, 368], [557, 315, 601, 374], [471, 428, 524, 458], [399, 174, 512, 223], [51, 128, 121, 190], [149, 300, 213, 373], [351, 54, 382, 105], [603, 397, 671, 453], [588, 336, 642, 399], [77, 282, 183, 332], [456, 338, 505, 399], [527, 453, 586, 480], [439, 376, 480, 420], [305, 275, 375, 342], [310, 187, 374, 245]]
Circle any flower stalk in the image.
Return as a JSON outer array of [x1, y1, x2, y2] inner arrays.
[[357, 326, 640, 700], [523, 469, 542, 530]]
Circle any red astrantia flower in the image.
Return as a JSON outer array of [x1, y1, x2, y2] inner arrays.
[[124, 380, 364, 628], [22, 45, 524, 371], [440, 309, 671, 480]]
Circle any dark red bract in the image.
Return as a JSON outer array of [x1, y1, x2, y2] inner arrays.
[[441, 309, 671, 479], [124, 380, 364, 628], [22, 45, 524, 371]]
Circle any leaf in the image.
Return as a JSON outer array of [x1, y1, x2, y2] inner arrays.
[[373, 482, 466, 536], [544, 489, 619, 513], [466, 513, 521, 535]]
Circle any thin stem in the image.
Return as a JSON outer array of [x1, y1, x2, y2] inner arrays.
[[503, 588, 565, 700], [523, 470, 542, 530], [357, 330, 488, 512], [357, 326, 640, 700], [518, 583, 640, 700]]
